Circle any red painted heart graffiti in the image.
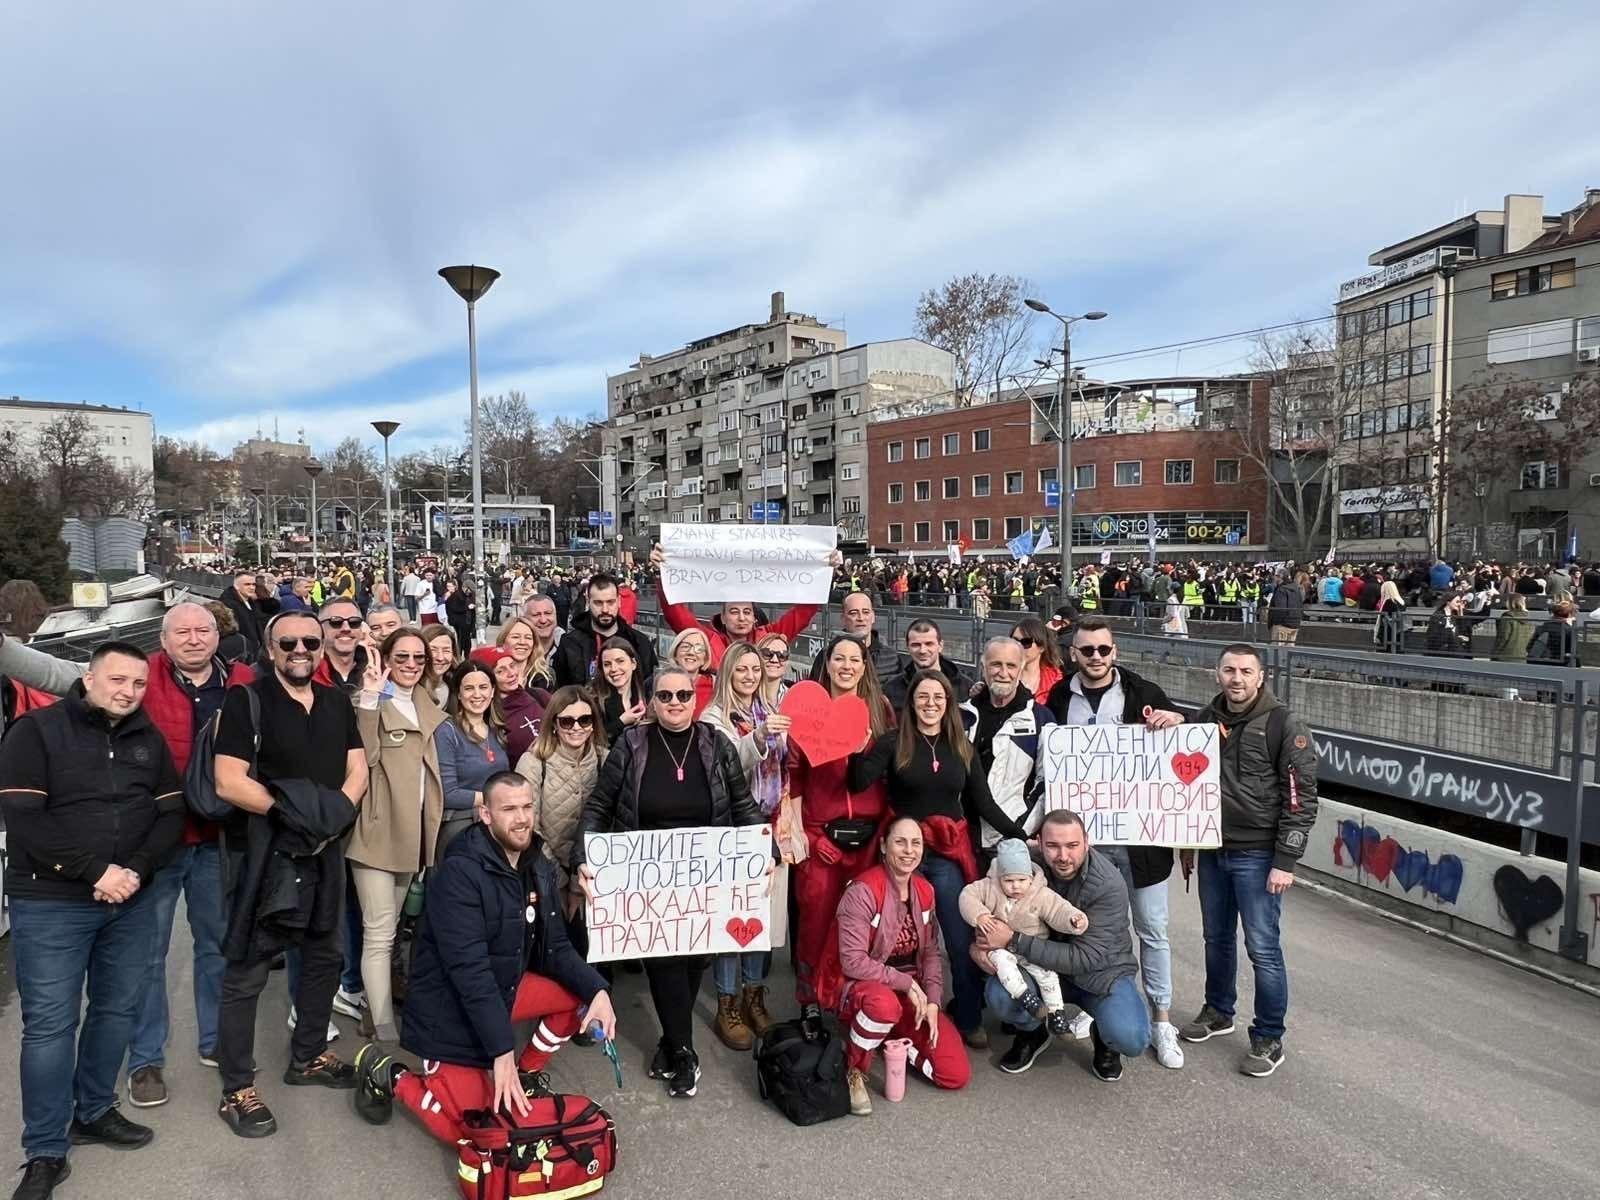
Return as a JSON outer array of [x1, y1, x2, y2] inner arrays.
[[1170, 751, 1210, 786], [725, 917, 764, 948]]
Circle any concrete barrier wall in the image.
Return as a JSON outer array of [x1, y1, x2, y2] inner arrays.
[[1302, 797, 1600, 969]]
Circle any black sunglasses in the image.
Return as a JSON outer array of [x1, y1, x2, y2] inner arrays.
[[321, 616, 363, 629], [760, 649, 790, 662], [654, 689, 696, 704], [276, 636, 322, 652], [1014, 635, 1036, 648], [1074, 644, 1115, 657], [556, 713, 595, 730]]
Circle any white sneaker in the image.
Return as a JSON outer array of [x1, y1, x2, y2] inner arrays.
[[1151, 1020, 1185, 1069], [287, 1006, 341, 1043], [1067, 1011, 1094, 1040], [332, 988, 368, 1020]]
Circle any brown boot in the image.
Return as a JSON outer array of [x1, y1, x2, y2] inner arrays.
[[741, 984, 774, 1038], [714, 994, 753, 1051]]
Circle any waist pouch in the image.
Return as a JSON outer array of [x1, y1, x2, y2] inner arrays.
[[822, 818, 878, 851]]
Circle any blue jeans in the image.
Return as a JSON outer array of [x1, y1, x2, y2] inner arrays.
[[288, 866, 364, 997], [11, 892, 158, 1160], [712, 951, 770, 996], [985, 971, 1151, 1056], [1197, 848, 1288, 1040], [919, 853, 981, 1032], [129, 843, 226, 1070]]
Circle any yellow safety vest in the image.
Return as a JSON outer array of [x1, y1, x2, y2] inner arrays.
[[1182, 580, 1203, 607], [1220, 578, 1239, 602], [1079, 575, 1100, 611]]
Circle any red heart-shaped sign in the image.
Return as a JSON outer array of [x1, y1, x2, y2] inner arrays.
[[1170, 751, 1209, 786], [780, 680, 870, 767], [726, 917, 763, 948]]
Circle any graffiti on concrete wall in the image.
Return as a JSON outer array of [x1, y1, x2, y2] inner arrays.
[[1318, 741, 1548, 828], [1333, 819, 1464, 903], [1490, 865, 1564, 942]]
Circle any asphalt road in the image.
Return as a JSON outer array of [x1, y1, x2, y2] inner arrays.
[[2, 882, 1596, 1200]]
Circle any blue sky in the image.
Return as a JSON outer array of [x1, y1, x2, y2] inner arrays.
[[3, 1, 1598, 457]]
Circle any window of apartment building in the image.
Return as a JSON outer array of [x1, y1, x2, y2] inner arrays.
[[888, 482, 904, 504], [810, 434, 829, 450], [705, 448, 721, 467], [1338, 510, 1427, 541], [1164, 459, 1194, 485], [1114, 461, 1141, 486], [842, 428, 863, 444], [943, 477, 959, 499], [1492, 258, 1576, 300], [942, 433, 959, 455], [972, 429, 991, 452], [719, 412, 738, 432], [1214, 458, 1241, 484], [792, 500, 810, 517], [763, 406, 781, 425], [972, 518, 991, 541], [973, 474, 991, 497], [1521, 461, 1560, 490], [1487, 319, 1576, 364], [842, 497, 862, 514], [915, 480, 931, 502], [998, 471, 1019, 494], [1038, 467, 1057, 491], [914, 522, 931, 543], [842, 395, 859, 415], [792, 469, 808, 488], [841, 463, 860, 481], [815, 399, 834, 416], [745, 413, 762, 431], [792, 404, 807, 421], [765, 434, 783, 453], [1004, 517, 1024, 539], [888, 440, 904, 463], [943, 520, 960, 542], [669, 456, 682, 472], [888, 522, 904, 543], [1576, 315, 1600, 355], [746, 443, 761, 461], [789, 436, 807, 455], [914, 436, 931, 459], [1073, 464, 1095, 490]]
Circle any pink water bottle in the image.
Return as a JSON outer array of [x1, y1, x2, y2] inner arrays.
[[883, 1038, 911, 1102]]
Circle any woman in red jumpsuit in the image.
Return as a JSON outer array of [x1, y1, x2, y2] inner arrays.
[[787, 634, 895, 1026]]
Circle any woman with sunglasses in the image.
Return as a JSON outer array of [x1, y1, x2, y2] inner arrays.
[[848, 668, 1027, 1050], [576, 667, 764, 1100], [419, 623, 459, 706], [593, 635, 648, 742], [699, 641, 791, 1049], [348, 627, 447, 1043], [432, 660, 507, 858], [787, 634, 894, 1031], [754, 632, 792, 705], [516, 686, 605, 954], [1009, 615, 1063, 704], [668, 627, 715, 718]]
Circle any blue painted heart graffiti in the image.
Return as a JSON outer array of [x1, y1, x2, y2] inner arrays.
[[1332, 820, 1463, 904]]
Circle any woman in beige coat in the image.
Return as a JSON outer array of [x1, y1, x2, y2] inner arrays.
[[348, 626, 445, 1042]]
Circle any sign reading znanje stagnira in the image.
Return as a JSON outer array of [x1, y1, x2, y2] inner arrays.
[[1033, 722, 1222, 848], [660, 522, 835, 605]]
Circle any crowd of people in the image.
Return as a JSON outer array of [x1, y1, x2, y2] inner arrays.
[[0, 541, 1328, 1200]]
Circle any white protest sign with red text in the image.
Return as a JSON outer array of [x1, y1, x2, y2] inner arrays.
[[1037, 723, 1222, 848]]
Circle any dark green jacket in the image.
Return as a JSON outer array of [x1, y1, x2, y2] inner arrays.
[[1193, 688, 1319, 871]]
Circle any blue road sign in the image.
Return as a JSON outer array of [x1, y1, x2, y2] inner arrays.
[[751, 502, 781, 523], [1044, 481, 1061, 509], [587, 510, 601, 527], [599, 510, 614, 528]]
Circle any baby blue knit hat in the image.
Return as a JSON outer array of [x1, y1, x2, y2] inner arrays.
[[995, 838, 1032, 879]]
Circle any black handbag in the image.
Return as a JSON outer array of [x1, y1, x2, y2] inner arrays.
[[822, 817, 879, 851]]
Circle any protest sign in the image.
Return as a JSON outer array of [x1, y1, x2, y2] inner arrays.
[[1037, 723, 1221, 847], [583, 824, 774, 962], [779, 680, 869, 766], [661, 523, 835, 606]]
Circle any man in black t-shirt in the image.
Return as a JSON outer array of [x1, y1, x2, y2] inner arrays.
[[212, 610, 367, 1139]]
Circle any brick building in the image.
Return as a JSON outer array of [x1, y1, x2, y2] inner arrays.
[[865, 376, 1270, 558]]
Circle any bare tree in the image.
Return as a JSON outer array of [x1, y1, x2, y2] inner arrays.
[[34, 411, 102, 512], [913, 273, 1038, 406]]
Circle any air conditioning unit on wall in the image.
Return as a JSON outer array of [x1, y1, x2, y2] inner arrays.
[[1578, 347, 1600, 364]]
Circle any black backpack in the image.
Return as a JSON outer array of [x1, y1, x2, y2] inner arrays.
[[753, 1019, 851, 1127], [184, 684, 260, 822]]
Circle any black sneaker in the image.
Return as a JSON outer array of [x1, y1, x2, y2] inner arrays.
[[353, 1044, 398, 1126], [283, 1052, 356, 1089], [69, 1107, 153, 1149], [1240, 1035, 1286, 1077], [648, 1039, 674, 1081], [1178, 1004, 1236, 1043], [1090, 1027, 1123, 1082], [12, 1157, 69, 1200], [667, 1047, 700, 1099], [219, 1087, 278, 1138], [997, 1025, 1050, 1075]]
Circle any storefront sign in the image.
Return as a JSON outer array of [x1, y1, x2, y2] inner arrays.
[[1339, 249, 1442, 302], [1338, 485, 1431, 515]]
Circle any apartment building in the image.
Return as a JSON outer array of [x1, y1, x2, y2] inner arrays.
[[867, 375, 1269, 558], [0, 395, 155, 478], [603, 292, 952, 546]]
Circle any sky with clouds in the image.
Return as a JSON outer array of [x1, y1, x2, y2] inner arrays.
[[3, 0, 1598, 457]]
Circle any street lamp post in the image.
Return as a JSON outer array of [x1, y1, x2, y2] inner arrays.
[[304, 460, 324, 574], [439, 265, 500, 637], [250, 487, 266, 565], [372, 420, 401, 598], [1024, 299, 1106, 580]]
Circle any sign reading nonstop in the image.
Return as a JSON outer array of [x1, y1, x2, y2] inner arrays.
[[660, 523, 836, 606], [1036, 724, 1222, 848], [583, 824, 775, 962]]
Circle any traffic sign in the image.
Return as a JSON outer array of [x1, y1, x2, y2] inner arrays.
[[751, 502, 782, 523], [1044, 481, 1061, 510], [587, 510, 601, 527], [598, 510, 614, 528]]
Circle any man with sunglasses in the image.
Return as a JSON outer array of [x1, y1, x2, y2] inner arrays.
[[212, 611, 369, 1138], [1030, 616, 1188, 1077], [310, 599, 371, 694]]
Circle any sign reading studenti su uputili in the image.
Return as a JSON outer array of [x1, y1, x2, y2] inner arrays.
[[1036, 723, 1222, 848]]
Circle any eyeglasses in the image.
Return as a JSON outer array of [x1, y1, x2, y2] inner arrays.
[[556, 713, 595, 730], [1074, 644, 1115, 658], [322, 616, 363, 629], [654, 689, 696, 704], [1014, 636, 1036, 648], [760, 649, 790, 662], [389, 652, 426, 664], [275, 636, 322, 652]]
